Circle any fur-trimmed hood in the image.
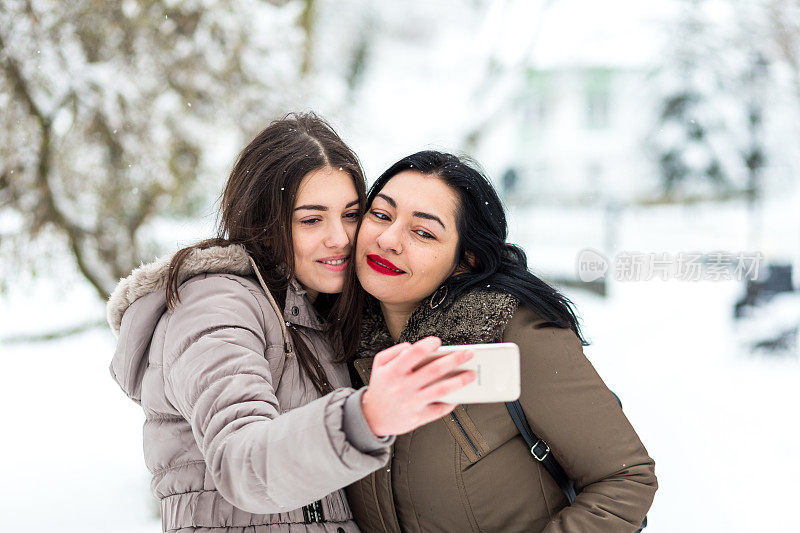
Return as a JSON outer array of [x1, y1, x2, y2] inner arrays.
[[107, 244, 253, 402], [107, 243, 396, 530], [107, 244, 252, 336]]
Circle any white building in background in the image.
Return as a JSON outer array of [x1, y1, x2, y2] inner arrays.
[[496, 65, 660, 206], [474, 55, 800, 297], [349, 0, 799, 289]]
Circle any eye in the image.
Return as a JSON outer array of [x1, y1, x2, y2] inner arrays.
[[414, 229, 435, 239], [343, 210, 361, 220], [370, 210, 390, 221], [299, 217, 322, 226]]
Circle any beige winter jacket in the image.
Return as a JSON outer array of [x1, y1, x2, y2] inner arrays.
[[108, 245, 392, 532]]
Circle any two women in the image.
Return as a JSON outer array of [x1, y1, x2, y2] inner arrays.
[[109, 113, 656, 533], [342, 151, 657, 531], [108, 114, 474, 532]]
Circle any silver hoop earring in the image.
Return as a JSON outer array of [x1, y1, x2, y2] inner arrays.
[[429, 285, 448, 309]]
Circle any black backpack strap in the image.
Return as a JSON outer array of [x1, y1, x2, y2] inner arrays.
[[505, 400, 577, 504], [506, 399, 647, 532]]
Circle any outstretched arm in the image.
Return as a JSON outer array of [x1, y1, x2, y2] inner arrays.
[[163, 275, 390, 514]]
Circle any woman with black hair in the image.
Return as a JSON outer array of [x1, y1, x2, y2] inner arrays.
[[340, 151, 657, 532], [107, 119, 475, 532]]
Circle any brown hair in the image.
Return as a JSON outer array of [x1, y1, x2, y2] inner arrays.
[[166, 112, 367, 394]]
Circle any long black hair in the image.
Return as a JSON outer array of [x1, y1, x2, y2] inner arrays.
[[334, 150, 587, 356]]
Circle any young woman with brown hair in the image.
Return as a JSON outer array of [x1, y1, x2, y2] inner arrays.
[[107, 115, 475, 532]]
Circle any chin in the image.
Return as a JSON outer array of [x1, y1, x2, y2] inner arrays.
[[361, 283, 387, 302], [355, 267, 382, 297], [300, 276, 344, 296], [359, 278, 404, 305], [317, 282, 345, 295]]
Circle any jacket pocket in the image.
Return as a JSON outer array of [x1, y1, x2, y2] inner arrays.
[[442, 405, 492, 464], [460, 435, 557, 532]]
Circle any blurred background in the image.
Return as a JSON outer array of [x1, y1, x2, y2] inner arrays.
[[1, 0, 798, 531]]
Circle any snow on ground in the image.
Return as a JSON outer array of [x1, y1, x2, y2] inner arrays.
[[0, 200, 797, 532], [521, 195, 800, 531], [566, 279, 799, 532], [0, 278, 160, 532]]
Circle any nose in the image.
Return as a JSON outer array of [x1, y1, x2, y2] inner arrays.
[[324, 218, 350, 249], [375, 221, 403, 255]]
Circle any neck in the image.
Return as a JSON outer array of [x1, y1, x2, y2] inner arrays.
[[295, 279, 318, 303], [379, 300, 422, 341], [304, 287, 319, 304]]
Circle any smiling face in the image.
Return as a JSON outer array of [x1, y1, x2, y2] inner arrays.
[[356, 170, 462, 311], [292, 166, 361, 301]]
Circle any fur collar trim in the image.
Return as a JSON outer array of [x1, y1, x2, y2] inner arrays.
[[106, 244, 252, 335], [356, 289, 519, 360]]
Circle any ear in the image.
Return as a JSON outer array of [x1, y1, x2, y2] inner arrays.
[[453, 251, 478, 275], [464, 251, 478, 268]]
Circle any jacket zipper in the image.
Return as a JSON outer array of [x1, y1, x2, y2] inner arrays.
[[452, 411, 481, 457]]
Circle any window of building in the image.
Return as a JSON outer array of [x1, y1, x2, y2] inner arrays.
[[523, 69, 552, 129], [584, 69, 613, 129]]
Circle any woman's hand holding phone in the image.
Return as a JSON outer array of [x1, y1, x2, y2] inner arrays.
[[361, 336, 475, 437]]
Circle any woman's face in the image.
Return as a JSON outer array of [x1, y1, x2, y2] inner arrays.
[[292, 166, 361, 301], [356, 170, 461, 309]]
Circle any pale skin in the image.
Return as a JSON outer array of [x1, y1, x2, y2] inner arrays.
[[291, 166, 360, 302], [290, 166, 474, 438]]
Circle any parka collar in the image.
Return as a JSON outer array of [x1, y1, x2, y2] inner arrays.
[[284, 279, 324, 331], [355, 288, 519, 362], [107, 243, 252, 336]]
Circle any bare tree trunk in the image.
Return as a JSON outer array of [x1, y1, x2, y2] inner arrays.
[[460, 0, 556, 152], [1, 1, 307, 305], [768, 1, 800, 114], [1, 32, 110, 299], [299, 0, 316, 76]]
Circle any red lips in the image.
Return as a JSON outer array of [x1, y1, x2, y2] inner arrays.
[[366, 254, 405, 276]]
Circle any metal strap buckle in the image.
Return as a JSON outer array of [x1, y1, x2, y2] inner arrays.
[[530, 439, 550, 461]]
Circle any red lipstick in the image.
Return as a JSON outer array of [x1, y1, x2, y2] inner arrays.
[[366, 254, 405, 276]]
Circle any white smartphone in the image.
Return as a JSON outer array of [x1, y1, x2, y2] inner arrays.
[[421, 342, 520, 404]]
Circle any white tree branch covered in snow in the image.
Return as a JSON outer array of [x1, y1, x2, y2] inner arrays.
[[766, 0, 800, 103], [0, 0, 497, 303], [0, 0, 311, 299], [648, 0, 800, 200]]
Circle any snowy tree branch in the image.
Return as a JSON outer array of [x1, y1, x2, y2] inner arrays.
[[299, 0, 316, 76], [0, 0, 318, 309], [0, 30, 112, 299]]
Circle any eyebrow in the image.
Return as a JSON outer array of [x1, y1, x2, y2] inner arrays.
[[376, 193, 446, 230], [413, 210, 446, 230], [294, 199, 360, 212], [376, 193, 396, 208]]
